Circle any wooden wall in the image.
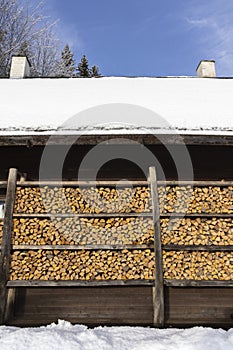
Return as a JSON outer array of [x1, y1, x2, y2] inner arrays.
[[1, 143, 233, 328], [6, 286, 233, 328], [7, 286, 153, 327]]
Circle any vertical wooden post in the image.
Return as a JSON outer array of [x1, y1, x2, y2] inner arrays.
[[149, 166, 164, 327], [0, 168, 17, 324]]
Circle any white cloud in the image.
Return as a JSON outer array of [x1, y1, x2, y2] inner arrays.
[[186, 18, 210, 28], [185, 1, 233, 76]]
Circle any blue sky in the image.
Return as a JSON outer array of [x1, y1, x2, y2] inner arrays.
[[46, 0, 233, 77]]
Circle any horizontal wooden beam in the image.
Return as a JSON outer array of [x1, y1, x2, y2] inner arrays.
[[158, 180, 233, 187], [13, 212, 233, 219], [160, 213, 233, 218], [164, 279, 233, 287], [1, 244, 230, 252], [16, 180, 149, 187], [13, 212, 153, 218], [1, 134, 233, 146], [9, 244, 154, 251], [163, 245, 233, 252], [0, 182, 7, 188], [15, 180, 233, 187], [7, 279, 233, 288], [7, 279, 154, 287]]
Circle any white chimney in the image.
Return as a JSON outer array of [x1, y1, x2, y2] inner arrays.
[[10, 56, 31, 79], [196, 60, 216, 78]]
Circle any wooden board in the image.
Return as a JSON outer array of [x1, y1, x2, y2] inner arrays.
[[0, 168, 17, 324], [6, 286, 233, 328], [165, 287, 233, 327], [6, 286, 153, 327], [149, 167, 164, 327]]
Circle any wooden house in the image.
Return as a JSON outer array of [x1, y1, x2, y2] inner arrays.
[[0, 58, 232, 328]]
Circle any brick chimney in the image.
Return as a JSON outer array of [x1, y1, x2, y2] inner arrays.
[[10, 56, 31, 79], [196, 60, 216, 78]]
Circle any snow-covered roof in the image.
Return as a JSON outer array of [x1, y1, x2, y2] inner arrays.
[[1, 76, 233, 136]]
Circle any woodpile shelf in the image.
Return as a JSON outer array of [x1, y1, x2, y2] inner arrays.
[[0, 167, 233, 327]]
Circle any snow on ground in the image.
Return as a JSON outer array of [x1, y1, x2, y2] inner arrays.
[[0, 320, 232, 350], [1, 77, 233, 135]]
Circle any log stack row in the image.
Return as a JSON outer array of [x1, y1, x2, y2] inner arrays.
[[161, 218, 233, 246], [9, 249, 233, 281], [163, 251, 233, 280], [12, 217, 154, 246], [159, 186, 233, 213], [10, 249, 155, 281], [14, 186, 151, 213], [14, 185, 233, 214], [2, 217, 232, 246], [1, 185, 232, 281]]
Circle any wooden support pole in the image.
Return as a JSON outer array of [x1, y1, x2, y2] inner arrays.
[[0, 168, 17, 324], [149, 166, 164, 327]]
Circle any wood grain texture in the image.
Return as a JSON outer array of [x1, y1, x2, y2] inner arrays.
[[6, 286, 153, 327], [149, 167, 164, 327], [0, 168, 17, 324], [165, 287, 233, 327]]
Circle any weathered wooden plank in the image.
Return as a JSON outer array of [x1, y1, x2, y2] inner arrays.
[[165, 287, 233, 327], [163, 245, 233, 252], [13, 212, 153, 218], [17, 180, 149, 187], [9, 244, 154, 251], [7, 280, 154, 287], [0, 168, 17, 324], [0, 182, 7, 189], [9, 286, 153, 327], [1, 134, 233, 147], [158, 180, 233, 186], [149, 166, 164, 327], [4, 288, 15, 323], [164, 280, 233, 287], [160, 213, 233, 218], [16, 180, 233, 187]]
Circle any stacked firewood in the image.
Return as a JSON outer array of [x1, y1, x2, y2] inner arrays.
[[3, 185, 232, 281], [159, 186, 233, 213], [9, 249, 155, 281], [161, 218, 233, 245], [163, 251, 233, 280], [14, 186, 233, 214], [12, 217, 154, 245], [14, 186, 151, 213]]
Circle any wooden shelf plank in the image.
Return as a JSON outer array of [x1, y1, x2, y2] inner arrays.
[[158, 180, 233, 187], [7, 279, 233, 288], [164, 279, 233, 287], [0, 168, 17, 324], [7, 280, 154, 287], [1, 244, 231, 252], [149, 166, 164, 327], [13, 213, 233, 219], [0, 182, 7, 188], [162, 245, 233, 252], [13, 212, 153, 218], [9, 244, 154, 251], [160, 213, 233, 218], [16, 180, 233, 187], [16, 180, 149, 187]]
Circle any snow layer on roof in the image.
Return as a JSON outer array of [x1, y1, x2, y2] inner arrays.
[[1, 77, 233, 135]]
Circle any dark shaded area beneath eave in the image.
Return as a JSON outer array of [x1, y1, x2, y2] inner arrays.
[[0, 144, 232, 181]]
